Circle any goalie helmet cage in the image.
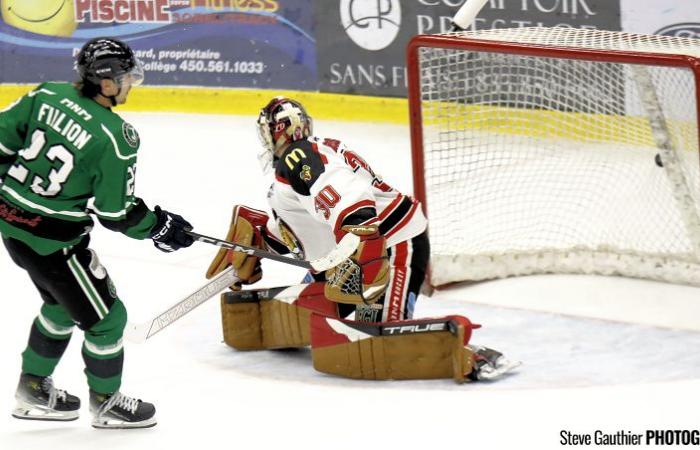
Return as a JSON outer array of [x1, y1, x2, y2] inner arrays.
[[407, 27, 700, 287]]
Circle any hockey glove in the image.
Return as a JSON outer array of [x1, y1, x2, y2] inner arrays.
[[206, 205, 268, 288], [150, 206, 194, 253], [324, 224, 390, 305]]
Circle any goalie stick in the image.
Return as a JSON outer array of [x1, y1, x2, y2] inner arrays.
[[186, 230, 360, 272], [125, 231, 360, 343]]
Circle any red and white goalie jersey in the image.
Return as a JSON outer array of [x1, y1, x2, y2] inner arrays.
[[265, 136, 427, 263]]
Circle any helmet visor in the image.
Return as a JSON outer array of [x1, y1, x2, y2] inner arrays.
[[125, 58, 145, 86]]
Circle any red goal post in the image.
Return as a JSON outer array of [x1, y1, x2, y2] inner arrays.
[[406, 28, 700, 288]]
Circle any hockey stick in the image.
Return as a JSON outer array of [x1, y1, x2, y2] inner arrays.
[[124, 232, 360, 343], [224, 284, 310, 304], [450, 0, 488, 31], [186, 230, 360, 272], [124, 266, 239, 344]]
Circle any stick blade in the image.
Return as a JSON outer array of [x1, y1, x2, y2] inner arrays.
[[124, 267, 239, 344], [309, 233, 360, 271], [124, 321, 151, 344]]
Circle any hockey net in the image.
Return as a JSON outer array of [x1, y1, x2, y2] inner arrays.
[[407, 27, 700, 287]]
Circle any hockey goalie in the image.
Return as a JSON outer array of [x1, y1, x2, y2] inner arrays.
[[206, 97, 519, 382]]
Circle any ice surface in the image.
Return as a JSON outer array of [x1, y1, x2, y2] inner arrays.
[[1, 113, 698, 449]]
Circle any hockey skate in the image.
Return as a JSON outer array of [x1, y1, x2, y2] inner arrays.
[[12, 374, 80, 421], [468, 346, 521, 381], [90, 390, 156, 429]]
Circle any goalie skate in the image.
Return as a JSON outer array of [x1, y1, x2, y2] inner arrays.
[[468, 346, 521, 381], [12, 374, 80, 421]]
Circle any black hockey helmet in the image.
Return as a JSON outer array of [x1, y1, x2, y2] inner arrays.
[[76, 37, 144, 86]]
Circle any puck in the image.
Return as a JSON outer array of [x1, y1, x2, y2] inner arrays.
[[655, 153, 663, 167]]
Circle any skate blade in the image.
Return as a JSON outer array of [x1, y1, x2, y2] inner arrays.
[[91, 416, 157, 429], [477, 360, 522, 381], [12, 402, 79, 422]]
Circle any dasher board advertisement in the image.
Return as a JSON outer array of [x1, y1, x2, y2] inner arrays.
[[315, 0, 621, 97], [0, 0, 316, 90]]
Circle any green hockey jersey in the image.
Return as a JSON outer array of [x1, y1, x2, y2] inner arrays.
[[0, 82, 156, 255]]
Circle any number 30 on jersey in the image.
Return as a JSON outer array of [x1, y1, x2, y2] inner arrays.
[[314, 185, 341, 219]]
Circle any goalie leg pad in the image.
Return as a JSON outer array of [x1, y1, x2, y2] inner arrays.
[[220, 296, 263, 350], [220, 295, 311, 350], [220, 283, 339, 350], [310, 315, 480, 383]]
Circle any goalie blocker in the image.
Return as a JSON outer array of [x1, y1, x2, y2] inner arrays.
[[220, 285, 519, 382]]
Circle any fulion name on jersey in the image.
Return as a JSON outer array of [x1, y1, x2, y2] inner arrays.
[[37, 103, 92, 150]]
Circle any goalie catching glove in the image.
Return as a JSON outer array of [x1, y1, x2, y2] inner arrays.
[[325, 224, 390, 305], [206, 205, 268, 288]]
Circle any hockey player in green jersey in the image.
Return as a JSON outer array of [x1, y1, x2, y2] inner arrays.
[[0, 38, 194, 428]]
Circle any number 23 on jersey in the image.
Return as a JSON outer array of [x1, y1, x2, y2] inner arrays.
[[7, 129, 74, 197]]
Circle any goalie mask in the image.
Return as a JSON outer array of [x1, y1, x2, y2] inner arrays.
[[256, 97, 313, 173]]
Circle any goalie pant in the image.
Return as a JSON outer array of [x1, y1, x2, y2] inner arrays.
[[219, 282, 480, 383]]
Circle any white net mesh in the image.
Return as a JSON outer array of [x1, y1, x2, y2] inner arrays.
[[414, 27, 700, 286]]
